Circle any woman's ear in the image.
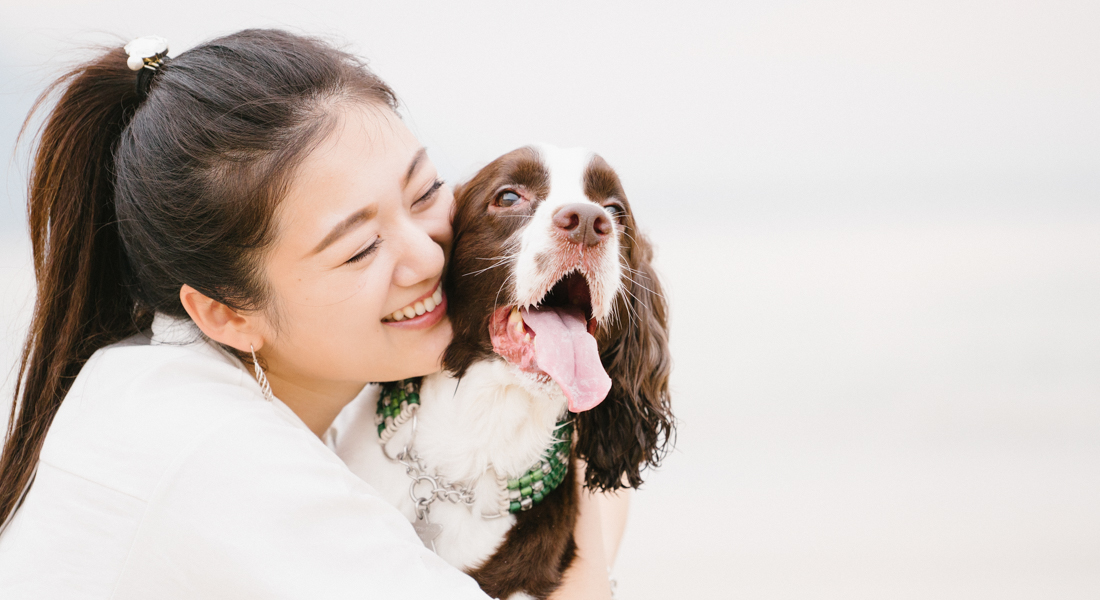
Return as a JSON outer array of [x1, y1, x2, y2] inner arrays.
[[179, 284, 263, 352], [574, 228, 674, 492]]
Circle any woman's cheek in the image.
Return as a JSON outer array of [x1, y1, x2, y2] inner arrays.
[[430, 187, 456, 248]]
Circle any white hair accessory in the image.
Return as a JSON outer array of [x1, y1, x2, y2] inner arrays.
[[124, 36, 169, 71]]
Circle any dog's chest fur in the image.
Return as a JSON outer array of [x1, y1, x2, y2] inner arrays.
[[331, 359, 569, 572]]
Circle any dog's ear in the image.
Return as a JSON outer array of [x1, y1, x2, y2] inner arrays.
[[574, 226, 674, 491], [441, 177, 482, 378]]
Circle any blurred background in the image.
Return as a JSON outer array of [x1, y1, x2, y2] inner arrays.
[[1, 1, 1098, 597]]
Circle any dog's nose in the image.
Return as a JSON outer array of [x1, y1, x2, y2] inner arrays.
[[552, 203, 612, 246]]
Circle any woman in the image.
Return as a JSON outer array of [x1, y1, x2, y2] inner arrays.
[[0, 30, 614, 598]]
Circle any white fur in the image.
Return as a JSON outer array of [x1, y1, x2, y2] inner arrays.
[[331, 360, 569, 571]]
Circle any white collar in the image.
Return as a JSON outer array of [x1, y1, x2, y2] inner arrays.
[[146, 313, 368, 439], [150, 312, 203, 346], [147, 313, 323, 436]]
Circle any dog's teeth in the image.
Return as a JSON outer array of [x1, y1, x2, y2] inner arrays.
[[508, 307, 521, 325], [514, 320, 524, 336], [424, 297, 436, 312], [525, 333, 531, 342], [414, 301, 426, 316], [432, 288, 443, 304]]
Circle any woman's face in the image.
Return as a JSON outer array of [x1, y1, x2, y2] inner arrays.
[[257, 104, 453, 398]]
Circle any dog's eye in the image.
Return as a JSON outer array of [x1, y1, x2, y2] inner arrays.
[[603, 203, 625, 220], [496, 190, 522, 208]]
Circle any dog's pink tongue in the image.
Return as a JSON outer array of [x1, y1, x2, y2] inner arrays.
[[521, 306, 611, 412]]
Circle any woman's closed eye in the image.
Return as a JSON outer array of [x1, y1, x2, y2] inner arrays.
[[346, 237, 382, 264], [413, 179, 444, 209]]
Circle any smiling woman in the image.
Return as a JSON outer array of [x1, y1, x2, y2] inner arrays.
[[201, 107, 456, 437], [0, 29, 613, 599]]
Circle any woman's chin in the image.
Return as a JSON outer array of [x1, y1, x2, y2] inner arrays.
[[381, 316, 452, 380]]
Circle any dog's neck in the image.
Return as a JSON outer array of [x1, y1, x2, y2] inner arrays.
[[408, 359, 570, 485]]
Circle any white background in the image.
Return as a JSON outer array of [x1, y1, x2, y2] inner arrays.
[[1, 1, 1098, 597]]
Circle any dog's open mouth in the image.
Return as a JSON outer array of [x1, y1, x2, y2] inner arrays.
[[488, 272, 612, 413]]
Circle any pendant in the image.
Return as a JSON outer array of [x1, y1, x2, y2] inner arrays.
[[412, 513, 442, 551]]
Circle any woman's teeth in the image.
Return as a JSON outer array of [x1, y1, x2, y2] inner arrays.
[[385, 287, 444, 322]]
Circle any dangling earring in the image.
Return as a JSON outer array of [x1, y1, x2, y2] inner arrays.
[[250, 344, 275, 402]]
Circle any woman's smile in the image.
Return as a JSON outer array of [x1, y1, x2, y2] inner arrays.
[[382, 280, 447, 329]]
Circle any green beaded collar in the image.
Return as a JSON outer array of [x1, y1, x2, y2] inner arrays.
[[376, 378, 572, 515]]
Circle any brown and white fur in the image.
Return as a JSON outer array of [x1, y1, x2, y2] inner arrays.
[[332, 145, 672, 599]]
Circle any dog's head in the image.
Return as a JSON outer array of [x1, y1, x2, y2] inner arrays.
[[443, 145, 673, 491]]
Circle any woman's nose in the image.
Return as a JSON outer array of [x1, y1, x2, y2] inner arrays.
[[392, 223, 446, 288]]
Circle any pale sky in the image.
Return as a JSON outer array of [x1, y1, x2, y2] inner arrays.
[[1, 0, 1098, 232]]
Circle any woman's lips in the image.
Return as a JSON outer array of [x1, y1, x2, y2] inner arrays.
[[382, 282, 447, 330]]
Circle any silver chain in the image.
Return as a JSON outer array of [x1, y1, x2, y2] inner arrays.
[[378, 389, 512, 553], [385, 413, 479, 523]]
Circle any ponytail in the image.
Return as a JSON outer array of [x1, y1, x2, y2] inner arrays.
[[0, 30, 401, 526], [0, 48, 151, 524]]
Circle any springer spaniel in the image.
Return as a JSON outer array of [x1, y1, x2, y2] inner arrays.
[[331, 145, 672, 599]]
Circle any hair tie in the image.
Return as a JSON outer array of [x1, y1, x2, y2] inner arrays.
[[124, 36, 170, 99]]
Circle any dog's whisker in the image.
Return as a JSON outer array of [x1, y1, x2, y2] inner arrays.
[[620, 278, 656, 310], [624, 299, 641, 328], [623, 275, 663, 300], [465, 255, 520, 277], [618, 230, 639, 246], [492, 275, 513, 314], [615, 283, 644, 327], [607, 300, 625, 330], [619, 264, 665, 301]]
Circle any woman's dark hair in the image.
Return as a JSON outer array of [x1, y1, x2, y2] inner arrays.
[[0, 29, 398, 525]]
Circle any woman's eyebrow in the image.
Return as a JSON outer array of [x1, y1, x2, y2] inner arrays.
[[403, 147, 428, 187], [310, 148, 425, 256], [311, 205, 377, 255]]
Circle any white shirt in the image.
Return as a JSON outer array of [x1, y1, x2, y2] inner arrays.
[[0, 315, 490, 599]]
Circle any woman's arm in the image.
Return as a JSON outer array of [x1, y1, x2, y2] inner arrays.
[[549, 461, 633, 600], [597, 486, 632, 568]]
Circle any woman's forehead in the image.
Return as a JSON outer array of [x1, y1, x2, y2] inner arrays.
[[297, 107, 418, 199], [278, 107, 421, 244]]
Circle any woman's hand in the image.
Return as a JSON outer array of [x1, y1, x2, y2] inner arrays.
[[549, 460, 631, 600]]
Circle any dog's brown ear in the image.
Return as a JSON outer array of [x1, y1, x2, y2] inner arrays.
[[442, 175, 499, 376], [574, 226, 674, 491]]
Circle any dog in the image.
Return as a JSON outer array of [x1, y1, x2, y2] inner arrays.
[[330, 145, 672, 599]]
